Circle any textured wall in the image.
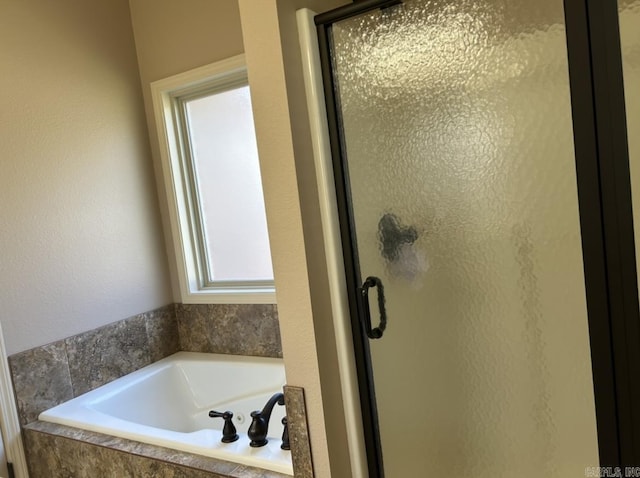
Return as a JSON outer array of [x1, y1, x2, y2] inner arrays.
[[0, 0, 172, 355]]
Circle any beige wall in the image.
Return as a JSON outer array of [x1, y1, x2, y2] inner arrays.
[[128, 0, 245, 301], [0, 0, 171, 355]]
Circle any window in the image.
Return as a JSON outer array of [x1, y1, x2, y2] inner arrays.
[[151, 55, 274, 303]]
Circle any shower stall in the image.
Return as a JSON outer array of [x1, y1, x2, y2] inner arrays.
[[306, 0, 640, 476]]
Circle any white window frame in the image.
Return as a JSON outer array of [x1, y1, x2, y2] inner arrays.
[[151, 54, 275, 304]]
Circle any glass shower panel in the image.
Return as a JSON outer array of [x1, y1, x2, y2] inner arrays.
[[329, 0, 599, 476], [620, 0, 640, 293]]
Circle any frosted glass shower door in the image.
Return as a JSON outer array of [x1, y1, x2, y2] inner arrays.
[[323, 0, 600, 476]]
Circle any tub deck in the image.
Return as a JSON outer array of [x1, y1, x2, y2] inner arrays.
[[25, 420, 291, 478]]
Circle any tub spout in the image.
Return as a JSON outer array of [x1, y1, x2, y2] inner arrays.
[[248, 392, 285, 447]]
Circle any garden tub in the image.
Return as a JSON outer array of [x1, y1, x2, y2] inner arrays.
[[38, 352, 292, 475]]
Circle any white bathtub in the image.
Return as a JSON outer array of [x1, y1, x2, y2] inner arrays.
[[38, 352, 292, 475]]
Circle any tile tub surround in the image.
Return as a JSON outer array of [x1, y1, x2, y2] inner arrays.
[[9, 304, 179, 426], [176, 303, 282, 358], [9, 303, 282, 427], [24, 421, 290, 478]]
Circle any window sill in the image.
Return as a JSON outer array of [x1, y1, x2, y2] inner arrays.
[[180, 287, 276, 304]]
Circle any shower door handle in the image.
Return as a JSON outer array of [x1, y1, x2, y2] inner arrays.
[[359, 276, 387, 339]]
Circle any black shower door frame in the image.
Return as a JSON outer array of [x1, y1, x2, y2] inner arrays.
[[316, 0, 640, 475]]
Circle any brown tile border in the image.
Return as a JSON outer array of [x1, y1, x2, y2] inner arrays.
[[8, 304, 178, 426], [145, 305, 180, 362], [176, 304, 282, 358], [283, 386, 314, 478], [65, 314, 151, 396], [8, 303, 283, 427], [8, 341, 74, 426]]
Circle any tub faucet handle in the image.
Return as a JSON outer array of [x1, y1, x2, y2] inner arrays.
[[281, 416, 290, 451], [208, 410, 239, 443]]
